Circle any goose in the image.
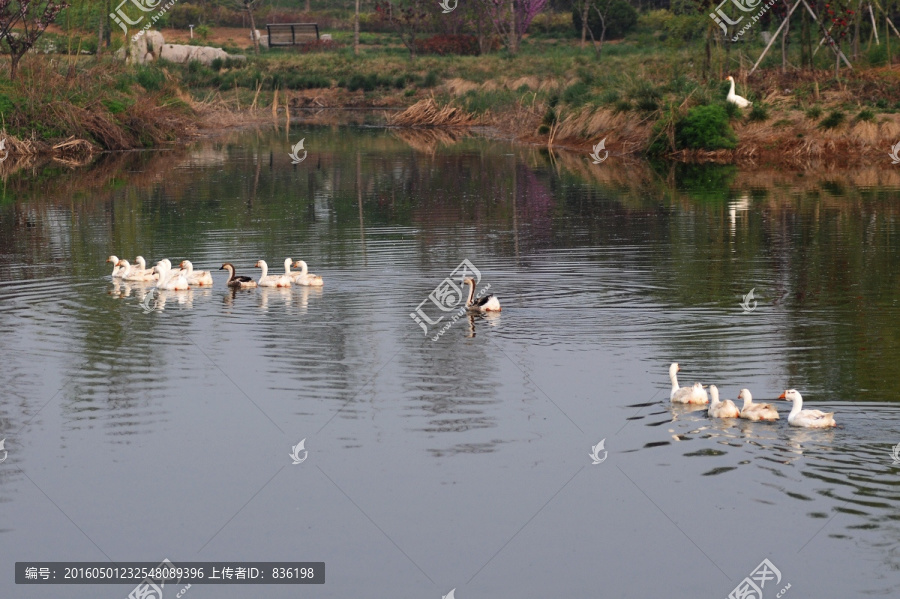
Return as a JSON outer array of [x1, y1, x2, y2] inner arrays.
[[107, 255, 125, 278], [708, 385, 740, 418], [132, 256, 158, 280], [463, 277, 500, 312], [290, 259, 324, 287], [668, 363, 709, 404], [118, 257, 158, 282], [220, 263, 257, 288], [179, 260, 214, 286], [738, 388, 779, 421], [725, 76, 752, 108], [153, 261, 189, 291], [255, 260, 291, 287], [114, 259, 136, 279], [778, 389, 836, 428]]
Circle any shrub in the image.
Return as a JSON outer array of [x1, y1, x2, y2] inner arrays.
[[416, 34, 480, 56], [805, 105, 823, 119], [572, 0, 639, 40], [856, 109, 875, 122], [195, 25, 211, 41], [675, 104, 737, 150], [422, 71, 440, 88], [819, 109, 845, 129], [747, 103, 769, 122], [562, 81, 591, 105], [166, 4, 203, 29], [135, 66, 165, 92]]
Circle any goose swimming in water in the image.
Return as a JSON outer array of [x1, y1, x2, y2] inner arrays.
[[289, 259, 324, 287], [668, 363, 709, 404], [779, 389, 836, 428], [463, 277, 500, 312], [738, 388, 779, 421], [153, 261, 189, 291], [179, 260, 213, 286], [255, 260, 291, 287], [220, 263, 257, 288], [117, 257, 157, 282], [107, 256, 125, 278], [708, 385, 740, 418]]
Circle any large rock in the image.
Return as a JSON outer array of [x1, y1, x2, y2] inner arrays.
[[123, 30, 243, 66]]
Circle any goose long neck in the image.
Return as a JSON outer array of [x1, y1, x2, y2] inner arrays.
[[259, 262, 268, 279], [156, 264, 169, 287], [284, 259, 292, 275], [299, 261, 308, 276], [224, 265, 235, 283], [465, 281, 475, 305], [789, 395, 803, 417], [183, 262, 193, 277], [137, 256, 146, 270], [729, 78, 736, 96], [669, 369, 679, 393]]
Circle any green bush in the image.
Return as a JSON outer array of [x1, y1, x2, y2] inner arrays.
[[135, 66, 165, 92], [819, 109, 845, 129], [422, 71, 440, 88], [572, 0, 639, 40], [562, 81, 591, 105], [805, 105, 823, 119], [747, 103, 769, 122], [675, 104, 737, 150], [856, 109, 875, 122], [0, 93, 16, 116], [195, 25, 211, 41], [167, 4, 203, 29]]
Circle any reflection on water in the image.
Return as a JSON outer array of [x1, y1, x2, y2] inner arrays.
[[1, 126, 900, 598]]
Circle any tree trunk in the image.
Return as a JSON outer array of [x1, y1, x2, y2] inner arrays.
[[508, 0, 518, 54], [10, 53, 22, 80], [246, 1, 260, 54], [781, 8, 790, 72], [305, 0, 311, 12], [354, 0, 360, 55], [581, 0, 589, 47], [97, 8, 104, 56]]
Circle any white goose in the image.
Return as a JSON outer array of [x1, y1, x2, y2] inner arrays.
[[119, 256, 157, 282], [255, 260, 291, 287], [107, 255, 125, 278], [129, 256, 158, 281], [668, 363, 709, 404], [779, 389, 836, 428], [463, 277, 500, 312], [153, 261, 190, 291], [725, 76, 752, 108], [708, 385, 740, 418], [179, 260, 213, 286], [738, 388, 779, 421], [290, 259, 324, 287]]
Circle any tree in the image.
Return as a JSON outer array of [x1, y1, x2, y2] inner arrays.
[[0, 1, 71, 80], [476, 0, 548, 55], [374, 0, 430, 59]]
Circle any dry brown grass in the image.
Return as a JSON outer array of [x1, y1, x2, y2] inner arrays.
[[388, 98, 477, 127]]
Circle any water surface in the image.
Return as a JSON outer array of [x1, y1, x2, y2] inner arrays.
[[1, 126, 900, 598]]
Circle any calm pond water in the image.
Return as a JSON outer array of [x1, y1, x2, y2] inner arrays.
[[2, 124, 900, 599]]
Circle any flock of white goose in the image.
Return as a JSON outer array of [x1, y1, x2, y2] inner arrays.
[[669, 363, 837, 429], [107, 256, 502, 312], [106, 256, 324, 289]]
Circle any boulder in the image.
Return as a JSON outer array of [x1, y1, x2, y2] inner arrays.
[[145, 30, 165, 59]]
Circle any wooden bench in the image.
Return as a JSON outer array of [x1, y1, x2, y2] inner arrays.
[[266, 23, 320, 46]]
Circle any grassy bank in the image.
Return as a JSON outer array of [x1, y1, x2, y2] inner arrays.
[[4, 13, 900, 165]]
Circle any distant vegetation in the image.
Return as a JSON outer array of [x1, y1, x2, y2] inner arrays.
[[2, 0, 900, 161]]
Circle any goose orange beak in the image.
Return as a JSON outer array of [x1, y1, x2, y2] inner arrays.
[[777, 392, 786, 400]]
